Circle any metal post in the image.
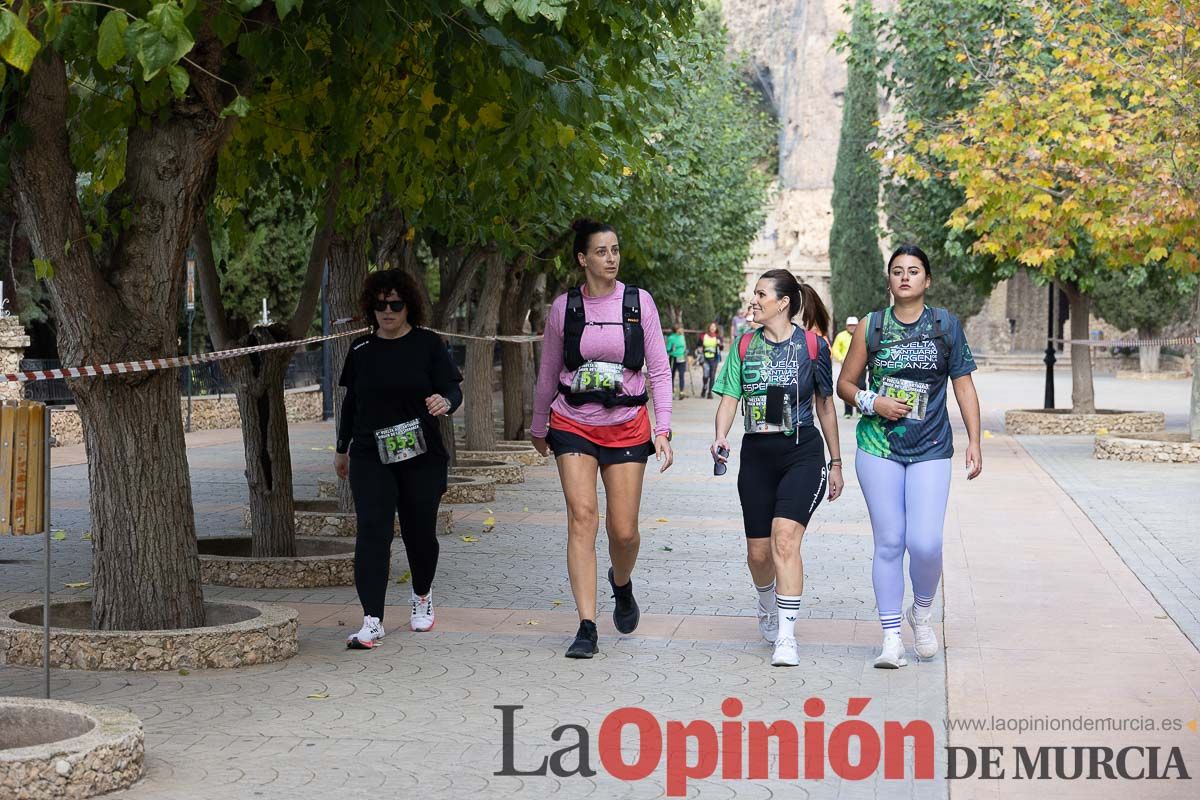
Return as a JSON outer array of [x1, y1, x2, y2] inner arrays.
[[321, 262, 333, 420], [185, 308, 195, 432], [185, 253, 196, 432], [1043, 283, 1057, 410], [42, 405, 52, 699]]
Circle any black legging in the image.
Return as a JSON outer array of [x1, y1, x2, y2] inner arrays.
[[349, 453, 448, 619], [671, 358, 686, 393]]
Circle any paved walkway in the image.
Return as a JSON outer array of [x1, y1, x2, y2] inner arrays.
[[1, 377, 1198, 798]]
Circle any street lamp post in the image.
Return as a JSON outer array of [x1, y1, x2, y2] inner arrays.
[[1043, 283, 1056, 410], [185, 253, 196, 432]]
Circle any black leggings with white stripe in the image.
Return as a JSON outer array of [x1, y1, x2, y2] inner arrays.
[[736, 428, 827, 537]]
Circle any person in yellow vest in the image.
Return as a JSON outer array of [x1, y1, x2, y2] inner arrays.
[[831, 316, 862, 418], [699, 322, 724, 399]]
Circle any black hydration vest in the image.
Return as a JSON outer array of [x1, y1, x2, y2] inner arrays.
[[558, 284, 649, 408]]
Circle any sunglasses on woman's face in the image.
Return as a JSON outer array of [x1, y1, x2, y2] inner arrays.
[[373, 300, 405, 312]]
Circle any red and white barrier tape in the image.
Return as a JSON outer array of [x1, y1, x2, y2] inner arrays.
[[1051, 336, 1199, 348], [332, 318, 543, 343], [0, 327, 369, 385]]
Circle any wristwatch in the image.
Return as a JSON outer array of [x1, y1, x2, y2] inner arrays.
[[658, 430, 673, 442]]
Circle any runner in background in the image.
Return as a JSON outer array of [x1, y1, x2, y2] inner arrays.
[[666, 325, 688, 400], [710, 269, 844, 667], [831, 316, 863, 418], [335, 269, 463, 650], [530, 218, 675, 660], [836, 244, 983, 669], [699, 322, 724, 399]]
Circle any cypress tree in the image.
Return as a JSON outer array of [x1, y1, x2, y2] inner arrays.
[[829, 0, 887, 324]]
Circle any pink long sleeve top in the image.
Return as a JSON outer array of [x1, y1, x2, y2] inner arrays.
[[531, 281, 673, 439]]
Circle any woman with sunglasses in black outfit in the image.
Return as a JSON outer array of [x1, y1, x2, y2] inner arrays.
[[334, 269, 463, 649]]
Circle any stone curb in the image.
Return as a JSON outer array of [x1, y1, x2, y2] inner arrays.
[[198, 536, 355, 588], [1094, 432, 1200, 464], [0, 600, 298, 671], [1004, 409, 1166, 436], [0, 698, 144, 800], [450, 460, 524, 484], [251, 503, 453, 537]]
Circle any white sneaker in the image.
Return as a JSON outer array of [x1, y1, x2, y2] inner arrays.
[[771, 636, 799, 667], [411, 592, 435, 632], [757, 605, 779, 643], [873, 632, 908, 669], [347, 615, 384, 649], [906, 605, 938, 660]]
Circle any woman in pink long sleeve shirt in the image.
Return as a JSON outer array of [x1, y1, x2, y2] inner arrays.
[[531, 218, 674, 660]]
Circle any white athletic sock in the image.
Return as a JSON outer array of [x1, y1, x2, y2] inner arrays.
[[755, 580, 776, 613], [776, 594, 802, 640]]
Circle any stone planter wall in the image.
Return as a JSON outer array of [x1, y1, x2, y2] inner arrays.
[[318, 476, 494, 505], [1114, 369, 1192, 381], [1095, 432, 1200, 464], [269, 500, 453, 537], [198, 536, 355, 588], [0, 600, 298, 671], [1004, 409, 1166, 436], [0, 698, 144, 800], [451, 459, 524, 485], [458, 448, 548, 467], [50, 386, 322, 447]]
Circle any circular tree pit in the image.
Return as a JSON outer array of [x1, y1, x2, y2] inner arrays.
[[450, 459, 524, 484], [0, 698, 143, 799], [1004, 409, 1166, 436], [1095, 432, 1200, 464], [0, 599, 298, 671], [269, 500, 454, 537], [199, 536, 355, 588], [458, 446, 548, 467], [316, 475, 495, 505]]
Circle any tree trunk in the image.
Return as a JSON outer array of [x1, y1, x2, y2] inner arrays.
[[1063, 283, 1096, 414], [1137, 327, 1160, 373], [1191, 341, 1200, 442], [9, 50, 230, 630], [464, 251, 505, 451], [499, 257, 540, 440], [329, 229, 369, 513], [224, 347, 296, 558]]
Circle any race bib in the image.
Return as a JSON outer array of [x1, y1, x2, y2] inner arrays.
[[743, 395, 794, 434], [374, 419, 427, 464], [570, 361, 625, 394], [879, 377, 930, 421]]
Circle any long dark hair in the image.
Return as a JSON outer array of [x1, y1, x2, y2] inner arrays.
[[359, 268, 427, 329], [571, 217, 617, 266], [887, 243, 932, 277], [760, 268, 831, 339]]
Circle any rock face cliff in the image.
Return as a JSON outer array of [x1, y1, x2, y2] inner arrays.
[[721, 0, 893, 311]]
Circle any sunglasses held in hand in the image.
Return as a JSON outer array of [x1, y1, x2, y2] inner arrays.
[[714, 445, 729, 476]]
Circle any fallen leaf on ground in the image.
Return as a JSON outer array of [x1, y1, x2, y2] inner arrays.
[[336, 619, 345, 626], [551, 600, 563, 606], [178, 669, 190, 676], [81, 532, 92, 541], [50, 531, 66, 541], [1097, 427, 1109, 435], [306, 693, 330, 700], [523, 620, 540, 626], [661, 546, 673, 552], [63, 581, 90, 589], [461, 536, 478, 543], [982, 430, 994, 439], [655, 518, 669, 523], [395, 570, 411, 585], [482, 516, 496, 532], [522, 507, 529, 512]]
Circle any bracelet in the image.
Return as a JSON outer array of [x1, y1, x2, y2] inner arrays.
[[828, 459, 842, 469]]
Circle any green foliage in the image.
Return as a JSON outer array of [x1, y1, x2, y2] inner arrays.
[[879, 0, 1033, 319], [208, 178, 318, 334], [1091, 266, 1197, 336], [613, 6, 773, 320], [829, 0, 887, 323]]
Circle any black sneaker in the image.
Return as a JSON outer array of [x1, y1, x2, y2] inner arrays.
[[608, 567, 640, 634], [565, 620, 599, 659]]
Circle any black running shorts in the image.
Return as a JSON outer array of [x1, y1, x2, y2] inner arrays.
[[546, 428, 655, 466], [736, 427, 827, 537]]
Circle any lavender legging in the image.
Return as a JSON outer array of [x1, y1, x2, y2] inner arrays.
[[855, 451, 952, 625]]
